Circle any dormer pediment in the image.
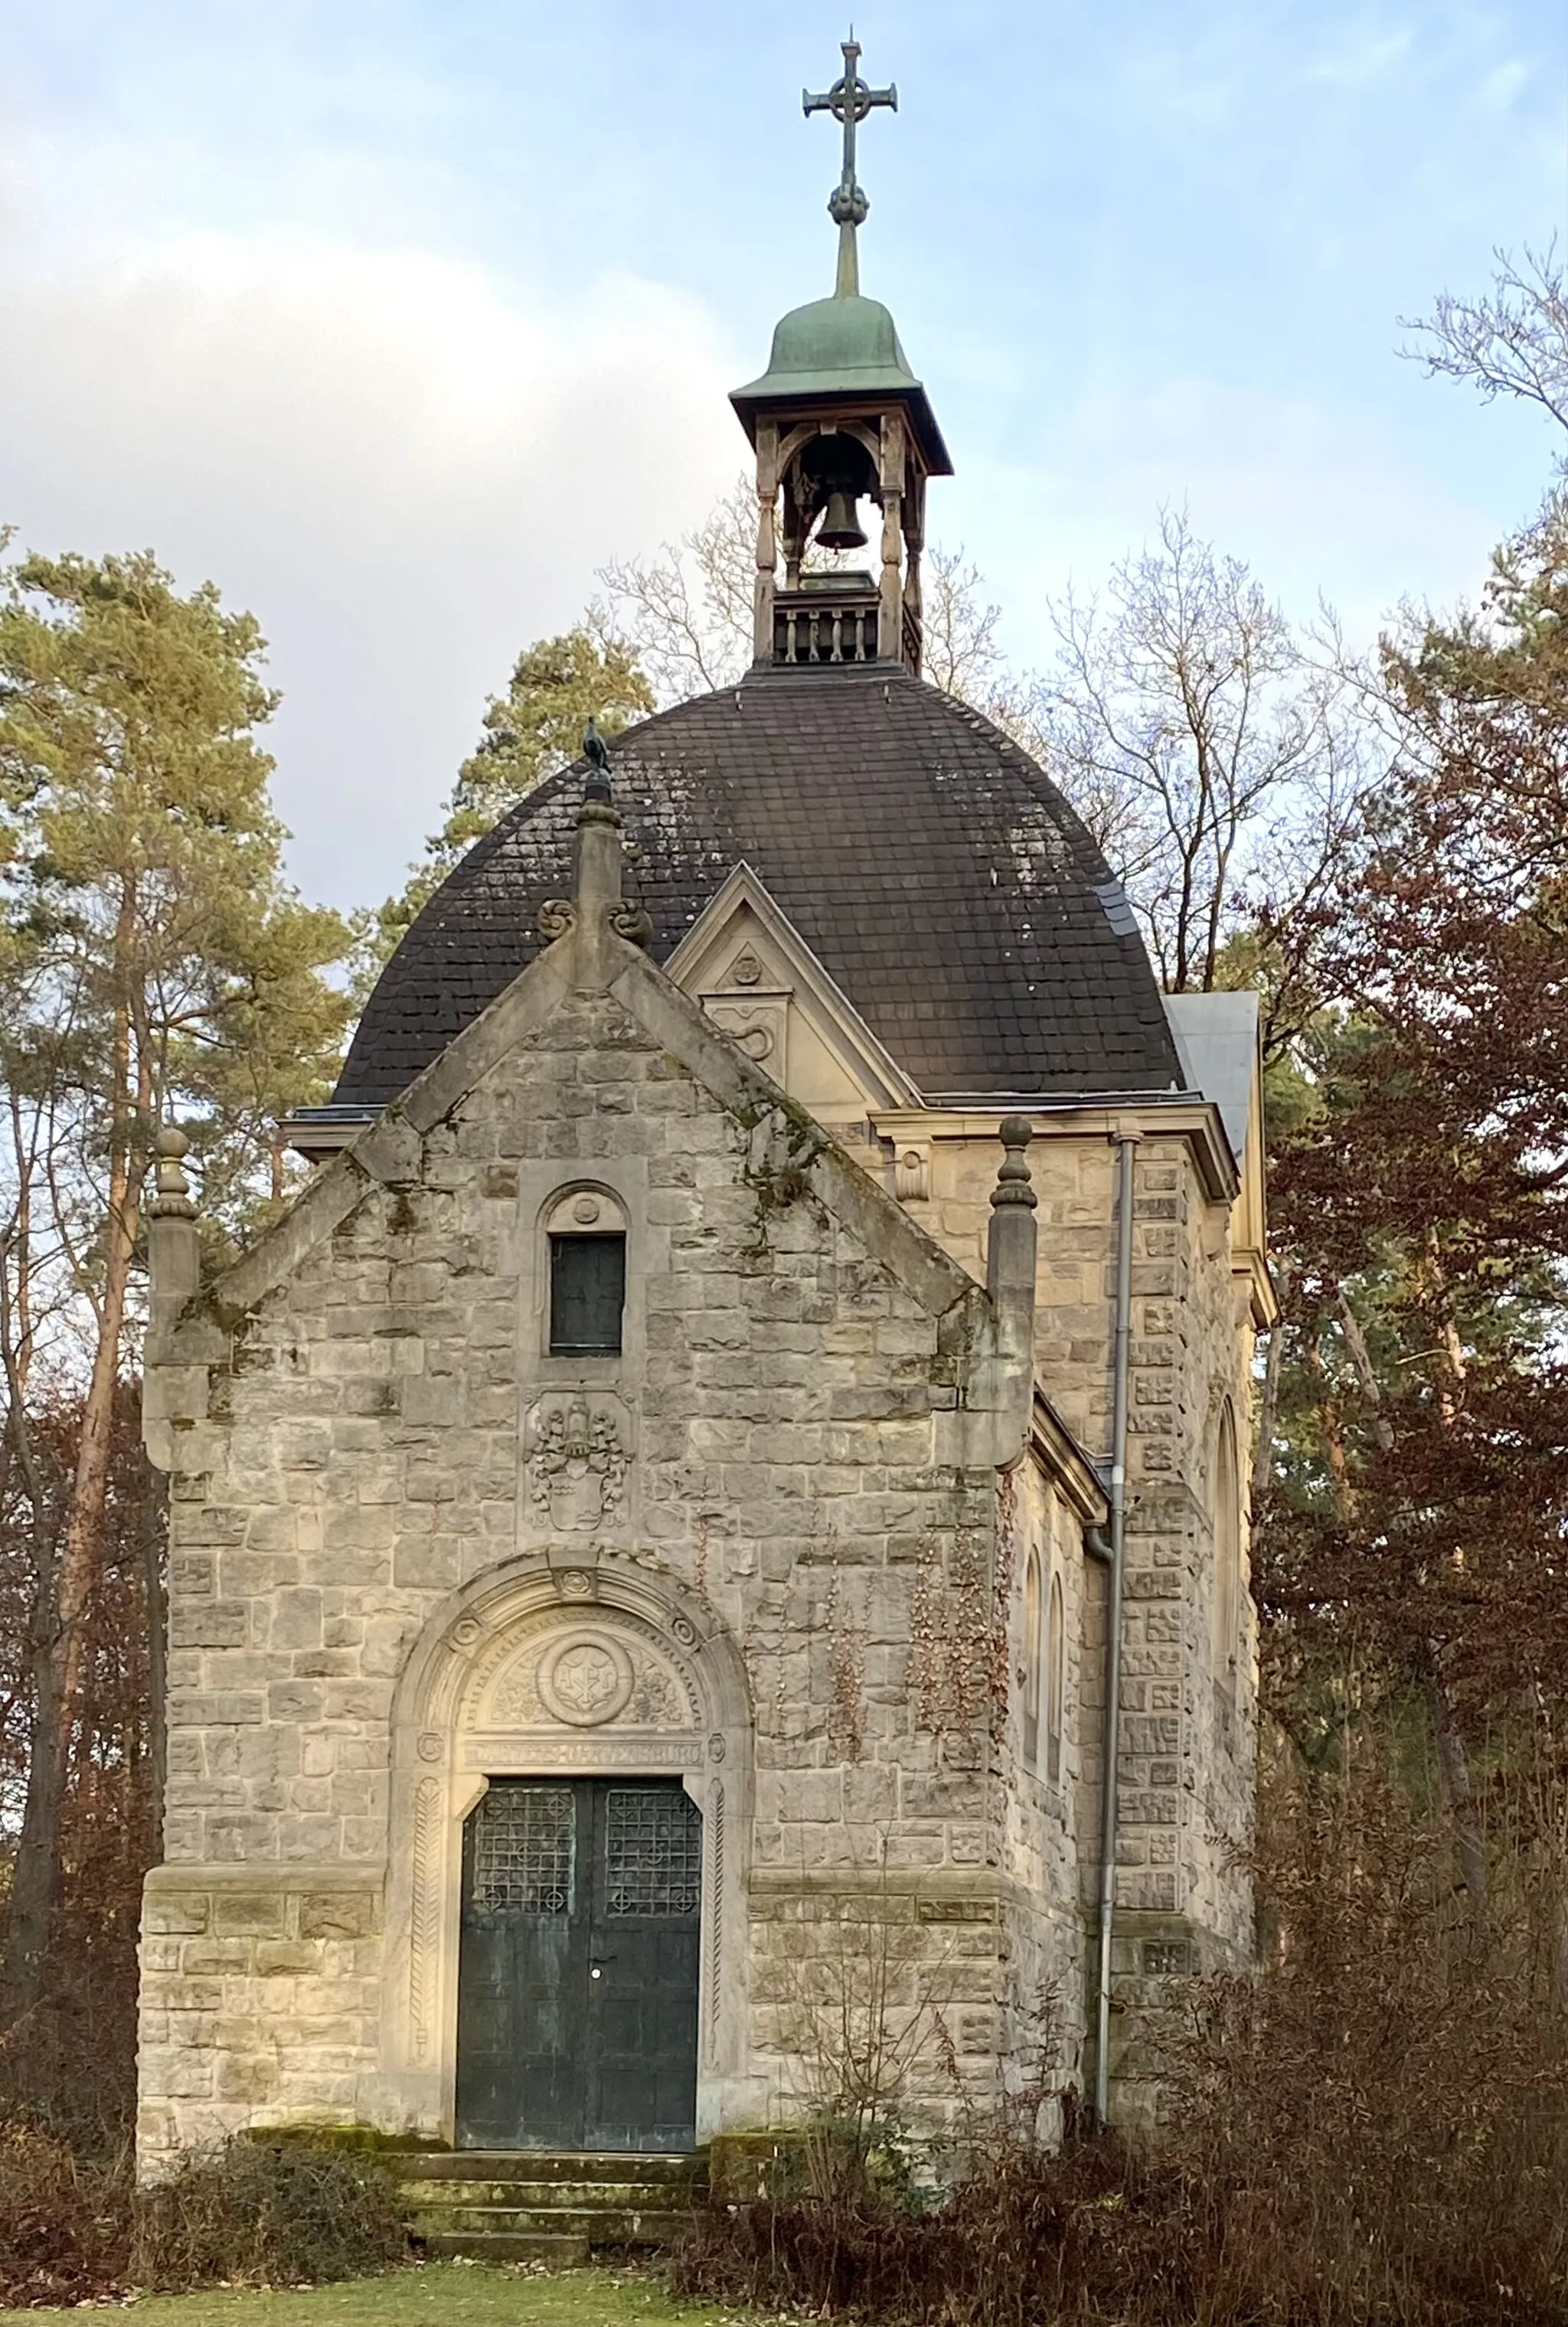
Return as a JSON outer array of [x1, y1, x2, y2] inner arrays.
[[665, 863, 922, 1121]]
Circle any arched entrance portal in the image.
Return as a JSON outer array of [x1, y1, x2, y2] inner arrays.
[[384, 1557, 750, 2152]]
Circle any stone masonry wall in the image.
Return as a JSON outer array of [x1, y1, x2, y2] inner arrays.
[[997, 1461, 1093, 2100], [913, 1123, 1257, 2115], [139, 980, 1014, 2160]]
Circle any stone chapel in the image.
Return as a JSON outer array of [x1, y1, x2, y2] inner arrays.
[[136, 42, 1272, 2174]]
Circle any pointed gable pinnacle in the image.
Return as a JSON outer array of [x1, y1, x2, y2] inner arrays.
[[988, 1116, 1038, 1304], [149, 1123, 197, 1221], [582, 713, 612, 802], [990, 1116, 1038, 1212], [983, 1115, 1038, 1463], [537, 717, 652, 977]]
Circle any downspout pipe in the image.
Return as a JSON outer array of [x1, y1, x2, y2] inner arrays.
[[1093, 1125, 1140, 2126]]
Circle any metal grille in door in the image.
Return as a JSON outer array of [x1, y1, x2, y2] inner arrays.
[[469, 1783, 575, 1916], [604, 1787, 702, 1916]]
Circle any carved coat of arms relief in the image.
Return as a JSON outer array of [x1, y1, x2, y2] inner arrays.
[[524, 1391, 633, 1539]]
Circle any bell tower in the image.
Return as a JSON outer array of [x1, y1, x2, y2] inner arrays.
[[730, 38, 952, 678]]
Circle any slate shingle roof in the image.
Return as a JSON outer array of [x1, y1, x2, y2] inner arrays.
[[335, 664, 1181, 1109]]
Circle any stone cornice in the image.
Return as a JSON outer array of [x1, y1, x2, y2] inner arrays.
[[871, 1099, 1242, 1206]]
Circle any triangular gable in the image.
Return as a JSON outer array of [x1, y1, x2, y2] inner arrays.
[[180, 900, 975, 1347], [663, 863, 923, 1119]]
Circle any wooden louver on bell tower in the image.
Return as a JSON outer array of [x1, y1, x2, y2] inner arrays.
[[729, 38, 952, 678]]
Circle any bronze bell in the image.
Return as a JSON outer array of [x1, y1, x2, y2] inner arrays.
[[816, 488, 868, 552]]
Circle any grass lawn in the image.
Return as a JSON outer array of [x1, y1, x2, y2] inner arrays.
[[8, 2263, 754, 2327]]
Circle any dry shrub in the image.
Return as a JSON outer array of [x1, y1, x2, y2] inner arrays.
[[131, 2138, 408, 2290], [0, 2120, 132, 2306], [1155, 1733, 1568, 2327], [675, 2112, 1195, 2325], [677, 1729, 1568, 2327], [0, 2123, 407, 2302]]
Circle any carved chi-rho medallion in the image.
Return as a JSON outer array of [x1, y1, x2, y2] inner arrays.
[[538, 1632, 636, 1727]]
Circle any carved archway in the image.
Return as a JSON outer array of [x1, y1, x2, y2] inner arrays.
[[380, 1553, 753, 2144]]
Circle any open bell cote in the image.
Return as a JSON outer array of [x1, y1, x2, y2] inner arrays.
[[729, 35, 952, 678]]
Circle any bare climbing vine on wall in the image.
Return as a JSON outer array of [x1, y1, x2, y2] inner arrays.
[[909, 1526, 995, 1735], [991, 1465, 1021, 1720], [825, 1573, 867, 1764], [738, 1100, 828, 1260]]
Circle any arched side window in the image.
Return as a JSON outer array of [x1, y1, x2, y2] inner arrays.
[[1046, 1573, 1066, 1784], [541, 1184, 629, 1359], [1213, 1401, 1243, 1675], [1021, 1549, 1042, 1769]]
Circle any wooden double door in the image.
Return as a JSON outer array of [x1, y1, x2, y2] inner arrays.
[[455, 1777, 702, 2152]]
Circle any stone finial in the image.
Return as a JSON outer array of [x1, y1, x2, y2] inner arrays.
[[149, 1122, 197, 1221], [146, 1119, 201, 1366], [984, 1116, 1037, 1463], [550, 720, 652, 980], [991, 1115, 1038, 1211]]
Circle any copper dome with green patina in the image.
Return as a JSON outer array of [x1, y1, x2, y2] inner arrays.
[[737, 292, 918, 401], [730, 289, 952, 472]]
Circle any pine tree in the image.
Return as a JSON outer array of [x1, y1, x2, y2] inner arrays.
[[374, 629, 653, 961], [0, 547, 355, 2029]]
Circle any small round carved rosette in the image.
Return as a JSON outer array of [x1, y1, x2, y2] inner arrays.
[[538, 1632, 635, 1727]]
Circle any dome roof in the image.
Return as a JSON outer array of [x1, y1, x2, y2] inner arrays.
[[335, 665, 1181, 1111], [737, 293, 919, 399], [729, 291, 952, 474]]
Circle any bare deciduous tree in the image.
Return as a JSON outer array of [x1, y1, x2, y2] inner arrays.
[[592, 476, 756, 702], [1040, 506, 1374, 998], [1403, 243, 1568, 439], [593, 479, 1027, 721], [919, 546, 1005, 698]]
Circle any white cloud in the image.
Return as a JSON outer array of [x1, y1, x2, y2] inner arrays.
[[0, 216, 741, 908], [1477, 57, 1530, 113], [1307, 24, 1415, 90], [1, 0, 1559, 920]]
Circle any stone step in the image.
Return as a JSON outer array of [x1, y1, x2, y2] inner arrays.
[[410, 2204, 694, 2244], [423, 2231, 590, 2266], [402, 2148, 705, 2187], [401, 2178, 694, 2209], [403, 2147, 707, 2263]]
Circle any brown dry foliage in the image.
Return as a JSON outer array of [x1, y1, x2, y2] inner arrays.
[[0, 2127, 407, 2304], [0, 1389, 162, 2142], [0, 2122, 133, 2306], [130, 2139, 409, 2290], [676, 1728, 1568, 2327]]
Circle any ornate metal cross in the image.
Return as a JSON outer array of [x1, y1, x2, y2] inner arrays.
[[803, 35, 897, 255]]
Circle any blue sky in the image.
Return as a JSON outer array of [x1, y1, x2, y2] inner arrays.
[[0, 0, 1563, 908]]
